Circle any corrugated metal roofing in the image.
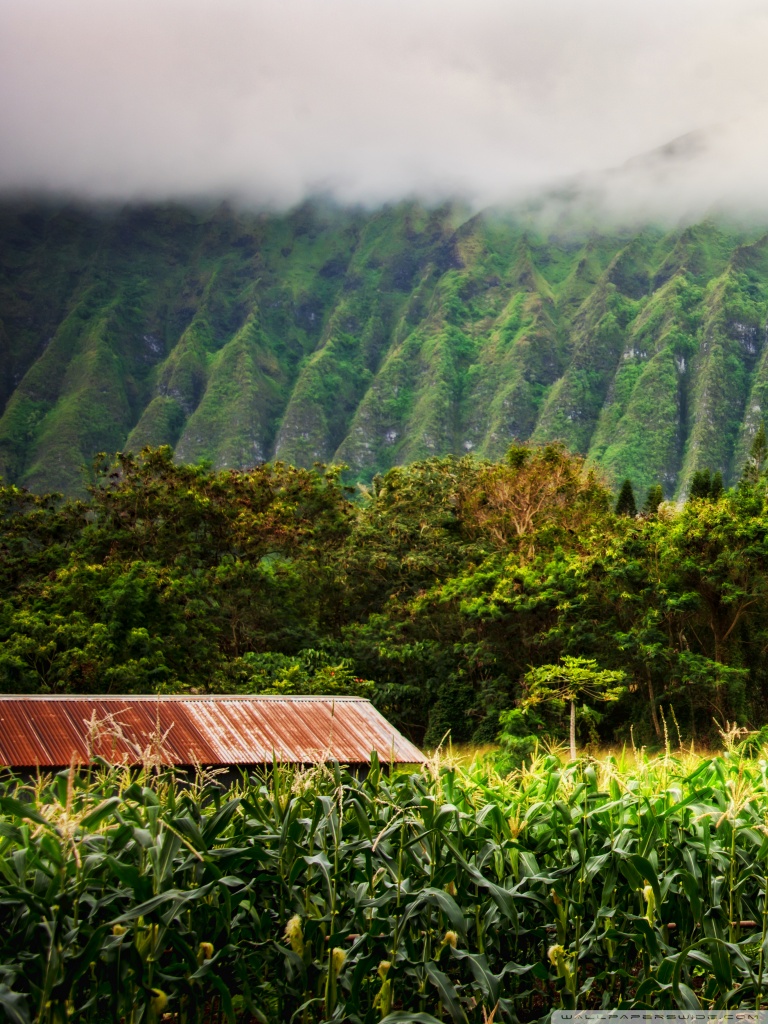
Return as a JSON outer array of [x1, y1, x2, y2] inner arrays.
[[0, 695, 425, 768]]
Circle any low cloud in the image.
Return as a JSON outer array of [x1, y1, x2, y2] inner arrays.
[[1, 0, 768, 218]]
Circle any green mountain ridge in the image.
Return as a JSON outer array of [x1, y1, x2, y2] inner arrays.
[[2, 199, 768, 496]]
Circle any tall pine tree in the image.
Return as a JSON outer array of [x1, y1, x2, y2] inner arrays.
[[615, 478, 637, 517], [643, 484, 663, 515], [689, 469, 713, 500]]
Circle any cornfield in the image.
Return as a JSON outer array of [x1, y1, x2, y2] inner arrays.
[[3, 744, 768, 1024]]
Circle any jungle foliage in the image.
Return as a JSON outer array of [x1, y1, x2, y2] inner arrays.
[[4, 441, 768, 748]]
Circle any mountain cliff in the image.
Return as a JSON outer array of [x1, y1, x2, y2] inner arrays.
[[1, 199, 767, 496]]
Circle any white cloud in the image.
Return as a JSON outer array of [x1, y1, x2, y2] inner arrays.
[[1, 0, 767, 216]]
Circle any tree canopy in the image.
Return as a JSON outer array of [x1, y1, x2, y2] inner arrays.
[[5, 442, 768, 749]]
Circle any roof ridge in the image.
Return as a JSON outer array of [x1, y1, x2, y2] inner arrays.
[[0, 694, 370, 701], [0, 693, 425, 767]]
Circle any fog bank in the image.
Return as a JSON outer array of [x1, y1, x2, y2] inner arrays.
[[1, 0, 768, 218]]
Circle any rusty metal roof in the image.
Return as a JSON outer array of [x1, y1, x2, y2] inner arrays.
[[0, 695, 424, 768]]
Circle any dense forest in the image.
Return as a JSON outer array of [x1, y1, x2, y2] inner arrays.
[[3, 200, 768, 499], [3, 440, 768, 750]]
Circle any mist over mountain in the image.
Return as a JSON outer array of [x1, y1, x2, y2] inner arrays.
[[2, 0, 768, 217]]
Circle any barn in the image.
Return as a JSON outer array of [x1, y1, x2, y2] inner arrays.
[[0, 694, 424, 772]]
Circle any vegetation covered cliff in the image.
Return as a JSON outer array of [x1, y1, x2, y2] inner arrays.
[[1, 199, 768, 497]]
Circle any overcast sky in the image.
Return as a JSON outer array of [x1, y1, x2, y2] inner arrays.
[[1, 0, 768, 218]]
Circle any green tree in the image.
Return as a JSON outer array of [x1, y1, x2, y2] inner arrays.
[[615, 479, 637, 517], [519, 656, 627, 759], [642, 484, 664, 515], [689, 469, 710, 500], [689, 468, 724, 502], [743, 422, 768, 485], [653, 491, 768, 723], [346, 444, 612, 743]]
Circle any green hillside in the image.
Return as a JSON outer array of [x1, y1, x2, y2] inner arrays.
[[1, 199, 767, 495]]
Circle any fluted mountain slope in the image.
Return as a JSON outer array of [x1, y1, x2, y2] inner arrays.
[[1, 199, 767, 496]]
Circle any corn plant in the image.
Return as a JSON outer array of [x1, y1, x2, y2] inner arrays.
[[4, 746, 768, 1023]]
